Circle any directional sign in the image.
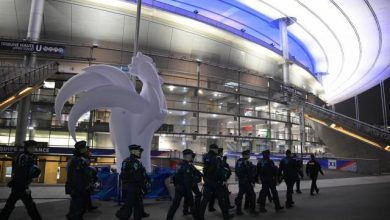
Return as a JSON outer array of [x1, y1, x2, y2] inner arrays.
[[0, 40, 65, 55]]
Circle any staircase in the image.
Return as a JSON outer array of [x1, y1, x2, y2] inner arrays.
[[0, 62, 59, 110]]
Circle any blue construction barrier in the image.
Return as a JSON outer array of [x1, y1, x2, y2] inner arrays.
[[91, 166, 175, 201]]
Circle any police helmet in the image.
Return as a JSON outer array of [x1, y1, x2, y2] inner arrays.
[[183, 149, 194, 155], [29, 165, 41, 179], [209, 144, 219, 150], [242, 150, 250, 155], [74, 141, 87, 150], [24, 140, 37, 148], [128, 144, 143, 152]]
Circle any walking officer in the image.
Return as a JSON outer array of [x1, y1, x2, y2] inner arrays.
[[292, 153, 304, 194], [279, 150, 299, 208], [199, 144, 233, 220], [257, 150, 284, 212], [208, 148, 234, 212], [65, 140, 92, 220], [0, 140, 42, 220], [115, 144, 147, 220], [166, 149, 198, 220], [234, 150, 258, 216], [306, 154, 324, 196], [183, 151, 202, 216]]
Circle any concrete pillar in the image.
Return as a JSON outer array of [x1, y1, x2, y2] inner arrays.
[[299, 106, 305, 156], [285, 110, 292, 150], [275, 17, 296, 85], [15, 0, 45, 146]]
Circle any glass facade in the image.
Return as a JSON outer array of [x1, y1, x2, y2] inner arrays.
[[0, 56, 324, 155]]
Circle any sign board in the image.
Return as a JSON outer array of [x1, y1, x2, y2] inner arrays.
[[328, 159, 337, 169], [0, 143, 49, 153], [0, 40, 65, 55], [280, 84, 304, 97]]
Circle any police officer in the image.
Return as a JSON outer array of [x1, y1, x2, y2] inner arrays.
[[199, 144, 233, 220], [279, 150, 299, 208], [66, 140, 92, 220], [0, 140, 42, 220], [257, 150, 284, 212], [183, 151, 202, 216], [115, 144, 146, 220], [208, 148, 234, 212], [167, 149, 198, 220], [292, 153, 304, 194], [306, 154, 324, 196], [234, 150, 257, 216], [85, 147, 98, 212]]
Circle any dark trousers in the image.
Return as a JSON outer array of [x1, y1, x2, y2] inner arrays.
[[116, 187, 143, 220], [67, 193, 87, 220], [259, 179, 281, 209], [295, 178, 301, 191], [310, 175, 319, 194], [209, 184, 231, 210], [167, 186, 197, 220], [199, 182, 229, 220], [0, 187, 42, 220], [85, 191, 92, 210], [257, 188, 273, 203], [234, 181, 255, 212], [285, 179, 295, 205], [184, 184, 201, 214]]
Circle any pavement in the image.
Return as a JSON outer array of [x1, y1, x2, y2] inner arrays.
[[1, 170, 390, 219]]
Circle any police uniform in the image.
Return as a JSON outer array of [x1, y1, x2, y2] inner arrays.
[[115, 145, 146, 220], [85, 147, 98, 211], [306, 155, 324, 195], [292, 154, 304, 194], [183, 152, 202, 216], [279, 150, 299, 208], [166, 149, 198, 220], [234, 150, 257, 215], [0, 140, 42, 220], [199, 144, 233, 220], [208, 150, 233, 212], [66, 141, 92, 220], [257, 150, 283, 212]]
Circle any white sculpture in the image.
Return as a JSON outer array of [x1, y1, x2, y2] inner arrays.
[[55, 52, 167, 172]]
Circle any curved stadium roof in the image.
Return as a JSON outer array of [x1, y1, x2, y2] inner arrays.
[[2, 0, 390, 104], [134, 0, 390, 104]]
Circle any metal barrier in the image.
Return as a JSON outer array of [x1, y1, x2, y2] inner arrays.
[[0, 62, 59, 102], [302, 101, 390, 143]]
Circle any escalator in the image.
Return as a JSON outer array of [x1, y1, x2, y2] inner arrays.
[[296, 101, 390, 172], [0, 62, 59, 111]]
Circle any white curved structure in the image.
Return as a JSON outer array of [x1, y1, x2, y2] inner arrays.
[[55, 52, 167, 172]]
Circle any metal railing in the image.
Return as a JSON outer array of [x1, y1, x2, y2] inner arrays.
[[0, 62, 59, 102], [302, 101, 390, 143]]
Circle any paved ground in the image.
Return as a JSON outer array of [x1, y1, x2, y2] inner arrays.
[[1, 170, 389, 220], [2, 182, 390, 220]]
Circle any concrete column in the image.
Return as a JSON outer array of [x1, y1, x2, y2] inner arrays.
[[275, 17, 296, 85], [299, 106, 305, 156], [285, 110, 292, 150], [15, 0, 45, 146]]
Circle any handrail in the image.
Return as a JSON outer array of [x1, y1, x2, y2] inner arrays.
[[0, 62, 59, 102], [303, 101, 390, 142]]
